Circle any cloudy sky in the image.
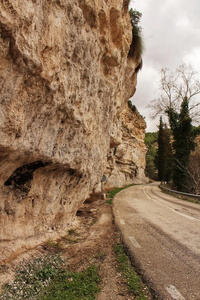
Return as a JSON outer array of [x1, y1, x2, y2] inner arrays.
[[129, 0, 200, 132]]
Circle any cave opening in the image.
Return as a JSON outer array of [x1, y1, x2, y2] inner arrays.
[[4, 161, 48, 188]]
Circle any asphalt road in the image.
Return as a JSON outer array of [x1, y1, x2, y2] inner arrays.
[[113, 183, 200, 300]]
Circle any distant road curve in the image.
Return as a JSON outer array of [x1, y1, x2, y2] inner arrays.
[[113, 183, 200, 300]]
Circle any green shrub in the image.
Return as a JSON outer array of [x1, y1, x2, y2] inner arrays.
[[128, 100, 137, 112]]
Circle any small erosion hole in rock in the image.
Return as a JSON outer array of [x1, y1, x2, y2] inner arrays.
[[76, 209, 85, 216]]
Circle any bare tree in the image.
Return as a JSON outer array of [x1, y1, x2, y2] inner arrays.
[[167, 140, 200, 195], [148, 64, 200, 125], [187, 143, 200, 195]]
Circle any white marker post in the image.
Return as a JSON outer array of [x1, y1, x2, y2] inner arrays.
[[101, 175, 107, 199]]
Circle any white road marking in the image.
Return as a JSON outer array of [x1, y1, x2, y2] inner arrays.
[[165, 285, 185, 300], [173, 209, 200, 221], [120, 219, 125, 225], [129, 236, 141, 248], [143, 187, 200, 222]]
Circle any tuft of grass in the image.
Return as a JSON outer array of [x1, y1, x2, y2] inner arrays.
[[39, 265, 101, 300], [42, 240, 64, 253], [94, 251, 106, 261], [106, 198, 113, 205], [61, 235, 78, 244], [68, 229, 78, 236], [68, 229, 75, 235], [91, 216, 97, 226], [114, 244, 150, 300], [60, 229, 80, 244]]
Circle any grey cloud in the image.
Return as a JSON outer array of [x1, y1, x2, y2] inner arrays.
[[130, 0, 200, 131]]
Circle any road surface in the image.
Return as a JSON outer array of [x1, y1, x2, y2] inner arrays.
[[113, 183, 200, 300]]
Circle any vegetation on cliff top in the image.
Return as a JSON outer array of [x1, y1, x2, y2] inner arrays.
[[129, 8, 144, 60]]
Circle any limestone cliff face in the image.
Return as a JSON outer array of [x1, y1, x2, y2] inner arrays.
[[0, 0, 143, 259], [105, 105, 148, 188]]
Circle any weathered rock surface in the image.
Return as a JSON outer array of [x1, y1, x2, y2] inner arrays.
[[0, 0, 145, 260], [105, 105, 148, 189]]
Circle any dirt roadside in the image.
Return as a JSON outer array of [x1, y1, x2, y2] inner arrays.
[[0, 193, 152, 299]]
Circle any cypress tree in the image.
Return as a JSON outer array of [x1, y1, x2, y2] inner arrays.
[[157, 117, 165, 183], [167, 97, 196, 191], [157, 117, 173, 184], [163, 124, 173, 183]]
